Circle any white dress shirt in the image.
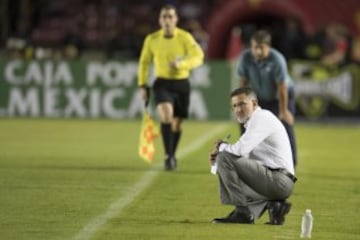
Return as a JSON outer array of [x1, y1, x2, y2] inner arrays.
[[219, 107, 294, 174]]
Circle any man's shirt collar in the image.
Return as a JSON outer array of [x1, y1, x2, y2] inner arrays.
[[244, 106, 261, 128], [161, 27, 179, 38]]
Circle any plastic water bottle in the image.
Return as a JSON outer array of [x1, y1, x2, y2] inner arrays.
[[301, 209, 313, 238]]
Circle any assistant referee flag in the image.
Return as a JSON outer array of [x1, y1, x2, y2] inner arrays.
[[138, 111, 159, 163]]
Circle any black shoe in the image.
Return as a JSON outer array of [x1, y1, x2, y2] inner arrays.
[[212, 209, 254, 224], [266, 201, 292, 225], [164, 156, 177, 171]]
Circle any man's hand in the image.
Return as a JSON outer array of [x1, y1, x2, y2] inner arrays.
[[279, 109, 294, 125], [169, 59, 181, 70], [208, 139, 225, 165], [139, 86, 150, 107]]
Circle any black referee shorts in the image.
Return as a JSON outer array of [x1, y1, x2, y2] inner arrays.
[[152, 78, 190, 118]]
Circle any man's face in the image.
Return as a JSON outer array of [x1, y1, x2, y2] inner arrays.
[[159, 9, 178, 34], [231, 93, 257, 123], [250, 40, 270, 60]]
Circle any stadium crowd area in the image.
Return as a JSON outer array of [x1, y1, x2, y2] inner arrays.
[[4, 0, 213, 60], [3, 0, 360, 66]]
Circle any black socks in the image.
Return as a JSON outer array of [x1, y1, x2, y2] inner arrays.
[[161, 123, 172, 157], [172, 130, 181, 155], [161, 123, 182, 158]]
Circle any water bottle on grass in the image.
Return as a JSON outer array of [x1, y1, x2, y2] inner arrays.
[[300, 209, 313, 238]]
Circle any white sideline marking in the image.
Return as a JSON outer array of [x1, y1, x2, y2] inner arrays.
[[73, 124, 229, 240]]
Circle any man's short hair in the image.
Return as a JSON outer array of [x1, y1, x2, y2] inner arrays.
[[251, 30, 271, 45], [230, 87, 258, 101], [161, 4, 177, 13]]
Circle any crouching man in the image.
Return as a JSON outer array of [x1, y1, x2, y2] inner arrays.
[[209, 87, 297, 225]]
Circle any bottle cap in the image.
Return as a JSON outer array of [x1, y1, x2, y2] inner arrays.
[[305, 209, 311, 214]]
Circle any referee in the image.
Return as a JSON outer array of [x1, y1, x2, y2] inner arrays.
[[137, 4, 204, 170]]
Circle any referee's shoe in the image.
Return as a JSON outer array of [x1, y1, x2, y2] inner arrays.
[[164, 156, 177, 171]]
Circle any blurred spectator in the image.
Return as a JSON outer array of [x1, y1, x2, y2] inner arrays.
[[279, 18, 306, 60], [62, 23, 85, 59], [351, 11, 360, 64], [6, 37, 27, 59], [5, 0, 33, 59], [34, 46, 52, 59], [105, 27, 140, 60], [185, 20, 209, 54], [104, 8, 146, 60], [178, 0, 202, 20], [225, 27, 243, 61], [321, 23, 349, 66], [303, 24, 325, 61]]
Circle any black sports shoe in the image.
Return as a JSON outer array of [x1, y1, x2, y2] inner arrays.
[[164, 156, 177, 171], [212, 209, 254, 224], [266, 201, 292, 225]]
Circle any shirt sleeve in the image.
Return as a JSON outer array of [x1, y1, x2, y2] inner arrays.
[[236, 53, 245, 75], [137, 36, 153, 86], [273, 53, 288, 84], [177, 33, 204, 71], [236, 52, 247, 84]]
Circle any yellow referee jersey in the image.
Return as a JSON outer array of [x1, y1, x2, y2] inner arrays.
[[137, 27, 204, 86]]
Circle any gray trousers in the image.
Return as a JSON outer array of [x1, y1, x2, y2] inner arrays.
[[216, 152, 294, 219]]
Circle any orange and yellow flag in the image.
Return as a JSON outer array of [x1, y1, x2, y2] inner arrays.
[[138, 111, 159, 163]]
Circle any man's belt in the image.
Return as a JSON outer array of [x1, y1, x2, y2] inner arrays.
[[269, 168, 297, 183]]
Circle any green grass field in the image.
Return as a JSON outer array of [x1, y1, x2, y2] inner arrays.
[[0, 119, 359, 240]]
